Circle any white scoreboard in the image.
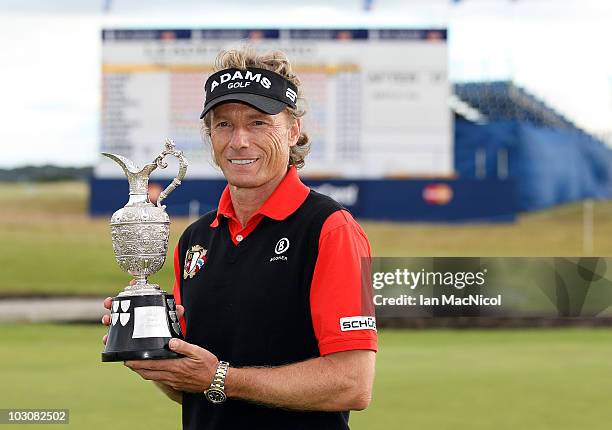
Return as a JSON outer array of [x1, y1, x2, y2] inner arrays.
[[98, 29, 451, 179]]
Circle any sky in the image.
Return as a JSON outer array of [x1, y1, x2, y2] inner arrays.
[[0, 0, 611, 167]]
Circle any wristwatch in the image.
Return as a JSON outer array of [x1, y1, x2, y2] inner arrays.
[[204, 361, 230, 404]]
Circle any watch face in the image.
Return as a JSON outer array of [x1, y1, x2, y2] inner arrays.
[[206, 388, 227, 404]]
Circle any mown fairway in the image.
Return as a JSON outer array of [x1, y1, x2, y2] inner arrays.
[[2, 181, 612, 296], [0, 324, 611, 430], [2, 182, 612, 429]]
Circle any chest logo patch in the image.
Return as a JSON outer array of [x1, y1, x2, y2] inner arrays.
[[275, 238, 290, 254], [183, 245, 207, 280], [270, 237, 290, 262]]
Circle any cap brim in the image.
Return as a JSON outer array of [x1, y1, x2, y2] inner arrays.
[[200, 93, 287, 119]]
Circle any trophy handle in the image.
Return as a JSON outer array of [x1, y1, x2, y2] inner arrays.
[[153, 138, 188, 207]]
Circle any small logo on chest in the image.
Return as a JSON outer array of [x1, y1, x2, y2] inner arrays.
[[184, 245, 207, 279], [270, 237, 290, 262]]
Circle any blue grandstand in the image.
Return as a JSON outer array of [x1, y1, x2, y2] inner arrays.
[[454, 81, 582, 130], [452, 81, 612, 211]]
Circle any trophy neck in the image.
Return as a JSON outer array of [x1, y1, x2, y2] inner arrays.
[[126, 171, 151, 199], [126, 192, 149, 206]]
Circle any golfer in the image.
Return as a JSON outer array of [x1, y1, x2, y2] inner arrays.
[[103, 46, 377, 430]]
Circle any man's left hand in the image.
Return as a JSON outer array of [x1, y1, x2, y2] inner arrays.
[[124, 339, 219, 393]]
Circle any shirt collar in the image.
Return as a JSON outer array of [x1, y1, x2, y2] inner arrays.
[[210, 166, 310, 227]]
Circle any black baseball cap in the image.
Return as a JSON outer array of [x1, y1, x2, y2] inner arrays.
[[200, 67, 298, 119]]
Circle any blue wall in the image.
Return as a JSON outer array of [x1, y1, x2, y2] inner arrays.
[[455, 120, 612, 211], [90, 119, 610, 220], [90, 177, 517, 222]]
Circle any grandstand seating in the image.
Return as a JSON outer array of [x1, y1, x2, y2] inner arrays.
[[453, 81, 612, 211], [455, 81, 582, 133]]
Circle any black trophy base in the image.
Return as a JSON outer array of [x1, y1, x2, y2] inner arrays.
[[102, 293, 184, 363], [102, 348, 181, 362]]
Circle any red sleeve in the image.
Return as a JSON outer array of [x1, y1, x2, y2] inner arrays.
[[172, 245, 187, 335], [310, 210, 377, 356]]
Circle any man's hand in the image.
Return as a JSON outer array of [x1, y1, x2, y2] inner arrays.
[[101, 296, 114, 345], [100, 296, 375, 411], [101, 293, 191, 404], [124, 339, 219, 393]]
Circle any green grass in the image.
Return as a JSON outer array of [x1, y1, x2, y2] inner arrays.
[[0, 182, 188, 296], [1, 324, 611, 429], [364, 201, 612, 256], [3, 184, 612, 429], [354, 328, 612, 430], [1, 181, 612, 295], [0, 323, 180, 429]]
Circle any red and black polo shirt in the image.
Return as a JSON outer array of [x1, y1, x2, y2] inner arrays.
[[172, 166, 377, 430]]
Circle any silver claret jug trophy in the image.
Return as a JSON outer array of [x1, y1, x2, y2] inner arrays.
[[101, 139, 188, 362]]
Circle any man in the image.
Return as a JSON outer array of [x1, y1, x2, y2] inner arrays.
[[102, 47, 377, 429]]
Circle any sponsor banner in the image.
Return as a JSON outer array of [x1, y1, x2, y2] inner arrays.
[[89, 177, 516, 222], [369, 257, 612, 318], [375, 29, 447, 41], [288, 29, 369, 40], [101, 28, 446, 41], [102, 29, 280, 41]]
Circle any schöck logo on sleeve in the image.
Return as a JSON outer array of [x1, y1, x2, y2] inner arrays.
[[340, 316, 377, 332]]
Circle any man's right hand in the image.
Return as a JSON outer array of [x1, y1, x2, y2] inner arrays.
[[101, 295, 185, 345], [101, 292, 186, 405]]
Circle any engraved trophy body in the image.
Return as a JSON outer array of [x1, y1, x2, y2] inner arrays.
[[101, 139, 187, 362]]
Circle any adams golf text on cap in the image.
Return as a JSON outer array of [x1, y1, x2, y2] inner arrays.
[[200, 67, 298, 118]]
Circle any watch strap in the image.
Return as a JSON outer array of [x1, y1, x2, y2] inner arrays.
[[208, 361, 229, 392]]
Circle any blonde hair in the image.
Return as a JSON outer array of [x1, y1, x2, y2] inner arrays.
[[201, 46, 310, 169]]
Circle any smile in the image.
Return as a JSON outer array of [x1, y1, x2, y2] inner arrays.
[[229, 159, 257, 165]]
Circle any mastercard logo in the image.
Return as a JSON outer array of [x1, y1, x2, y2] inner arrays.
[[423, 184, 453, 205], [160, 31, 177, 41]]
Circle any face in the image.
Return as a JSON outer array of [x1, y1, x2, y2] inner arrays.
[[209, 102, 300, 190]]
